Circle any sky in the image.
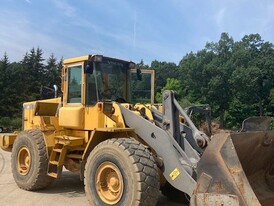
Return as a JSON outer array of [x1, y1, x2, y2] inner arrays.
[[1, 0, 274, 65]]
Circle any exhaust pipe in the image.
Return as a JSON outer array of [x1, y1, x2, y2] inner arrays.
[[53, 85, 58, 98]]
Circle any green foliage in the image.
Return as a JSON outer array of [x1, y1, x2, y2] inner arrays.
[[0, 117, 11, 128], [0, 117, 21, 130], [271, 120, 274, 130], [155, 78, 192, 108], [156, 78, 182, 103], [130, 64, 153, 103], [1, 33, 274, 130], [151, 60, 179, 95], [270, 89, 274, 105], [175, 32, 274, 128], [0, 48, 62, 127]]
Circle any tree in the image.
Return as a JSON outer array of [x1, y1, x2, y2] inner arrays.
[[1, 34, 274, 130], [151, 60, 179, 96], [230, 34, 274, 117], [0, 53, 10, 117], [0, 53, 24, 128], [205, 33, 234, 128], [44, 54, 62, 91], [20, 47, 45, 101], [156, 78, 181, 102]]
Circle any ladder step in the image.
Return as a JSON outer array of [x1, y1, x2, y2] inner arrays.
[[47, 143, 67, 178], [54, 136, 84, 146], [49, 160, 59, 165], [66, 154, 83, 159], [48, 172, 58, 178], [53, 148, 62, 153]]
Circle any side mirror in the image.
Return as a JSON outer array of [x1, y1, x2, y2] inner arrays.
[[84, 61, 94, 74], [137, 68, 142, 81]]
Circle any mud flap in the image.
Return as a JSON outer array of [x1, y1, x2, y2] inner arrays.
[[191, 131, 274, 206]]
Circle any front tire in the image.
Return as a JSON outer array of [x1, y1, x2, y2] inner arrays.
[[11, 129, 54, 190], [84, 138, 160, 206]]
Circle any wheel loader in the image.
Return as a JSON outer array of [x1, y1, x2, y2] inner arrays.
[[1, 54, 274, 206]]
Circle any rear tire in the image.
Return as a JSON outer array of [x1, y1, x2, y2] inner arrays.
[[11, 129, 54, 190], [84, 138, 160, 206], [0, 127, 3, 133]]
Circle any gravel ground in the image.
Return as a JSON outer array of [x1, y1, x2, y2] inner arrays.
[[0, 149, 187, 206]]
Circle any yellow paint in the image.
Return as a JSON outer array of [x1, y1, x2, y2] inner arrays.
[[2, 54, 158, 177], [59, 105, 85, 129], [63, 55, 90, 64], [169, 168, 180, 180], [23, 98, 62, 130], [0, 133, 17, 151]]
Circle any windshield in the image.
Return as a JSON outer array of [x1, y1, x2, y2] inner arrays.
[[86, 59, 128, 105]]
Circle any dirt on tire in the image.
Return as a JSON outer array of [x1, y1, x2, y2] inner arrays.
[[11, 129, 54, 190], [84, 138, 160, 206]]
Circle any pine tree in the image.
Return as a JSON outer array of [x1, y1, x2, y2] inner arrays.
[[0, 53, 10, 117], [20, 47, 45, 101]]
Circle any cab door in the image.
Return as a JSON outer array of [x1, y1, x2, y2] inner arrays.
[[59, 64, 85, 129], [128, 69, 155, 104]]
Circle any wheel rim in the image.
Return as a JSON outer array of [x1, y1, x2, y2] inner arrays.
[[17, 146, 31, 175], [95, 161, 124, 205]]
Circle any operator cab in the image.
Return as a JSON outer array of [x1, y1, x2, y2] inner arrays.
[[62, 55, 154, 106], [85, 56, 134, 104]]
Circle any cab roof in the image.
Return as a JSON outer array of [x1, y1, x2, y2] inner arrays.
[[63, 55, 133, 65]]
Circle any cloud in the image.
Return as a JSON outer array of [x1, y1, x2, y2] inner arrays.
[[215, 8, 226, 29], [2, 0, 274, 65], [52, 0, 76, 17], [0, 10, 78, 61]]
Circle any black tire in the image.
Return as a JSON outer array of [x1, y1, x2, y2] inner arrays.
[[84, 138, 160, 206], [161, 182, 190, 204], [0, 127, 3, 133], [11, 129, 54, 190]]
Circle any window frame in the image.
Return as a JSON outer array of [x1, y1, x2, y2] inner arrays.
[[128, 69, 155, 104], [66, 63, 83, 105]]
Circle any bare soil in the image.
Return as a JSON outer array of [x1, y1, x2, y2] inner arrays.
[[0, 149, 187, 206]]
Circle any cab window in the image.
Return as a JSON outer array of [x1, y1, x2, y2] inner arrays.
[[129, 69, 154, 104], [67, 65, 82, 103], [86, 73, 98, 105]]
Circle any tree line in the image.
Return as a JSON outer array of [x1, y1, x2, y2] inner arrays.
[[152, 33, 274, 128], [0, 48, 62, 129], [0, 33, 274, 129]]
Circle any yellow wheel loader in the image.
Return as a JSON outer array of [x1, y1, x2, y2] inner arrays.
[[1, 54, 274, 206]]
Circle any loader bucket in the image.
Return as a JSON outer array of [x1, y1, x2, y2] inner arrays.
[[191, 131, 274, 206]]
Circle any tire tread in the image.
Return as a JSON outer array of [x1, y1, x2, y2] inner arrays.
[[12, 129, 53, 190], [84, 138, 159, 206]]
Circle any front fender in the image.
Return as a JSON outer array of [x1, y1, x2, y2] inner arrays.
[[0, 133, 17, 152]]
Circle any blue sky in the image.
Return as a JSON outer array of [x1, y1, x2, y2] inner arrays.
[[1, 0, 274, 64]]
